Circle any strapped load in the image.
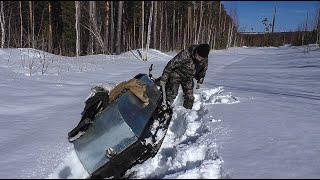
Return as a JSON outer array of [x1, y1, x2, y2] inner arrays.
[[67, 69, 173, 179]]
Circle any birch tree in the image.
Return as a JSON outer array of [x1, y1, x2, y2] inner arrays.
[[29, 1, 34, 48], [172, 1, 175, 49], [144, 1, 154, 61], [196, 1, 203, 44], [89, 1, 106, 53], [152, 1, 157, 49], [317, 6, 320, 46], [0, 1, 5, 48], [187, 6, 191, 45], [115, 1, 123, 54], [105, 1, 109, 53], [48, 2, 53, 53], [159, 1, 163, 50], [19, 1, 23, 47], [110, 1, 114, 54], [75, 1, 81, 56], [141, 1, 144, 56], [193, 3, 197, 44]]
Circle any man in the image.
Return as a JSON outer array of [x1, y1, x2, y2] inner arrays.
[[159, 43, 210, 109]]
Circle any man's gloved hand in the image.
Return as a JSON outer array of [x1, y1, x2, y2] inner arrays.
[[196, 82, 202, 89]]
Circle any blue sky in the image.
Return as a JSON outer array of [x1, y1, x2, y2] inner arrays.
[[222, 1, 319, 32]]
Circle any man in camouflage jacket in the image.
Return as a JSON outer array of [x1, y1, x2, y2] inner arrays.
[[159, 44, 210, 109]]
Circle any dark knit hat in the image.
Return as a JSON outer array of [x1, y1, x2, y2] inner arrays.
[[195, 44, 210, 58]]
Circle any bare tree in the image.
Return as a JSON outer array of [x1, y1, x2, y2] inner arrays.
[[227, 22, 234, 48], [152, 1, 157, 49], [0, 1, 5, 48], [29, 1, 34, 48], [219, 1, 222, 32], [115, 1, 123, 54], [317, 5, 320, 46], [75, 1, 81, 56], [19, 1, 23, 47], [110, 1, 114, 53], [88, 1, 106, 53], [48, 2, 53, 53], [165, 7, 168, 50], [141, 1, 144, 56], [196, 1, 203, 44], [133, 13, 136, 48], [172, 1, 175, 49], [159, 1, 163, 50], [144, 1, 154, 61], [7, 8, 11, 47], [187, 6, 191, 45], [105, 1, 110, 53], [193, 3, 197, 44]]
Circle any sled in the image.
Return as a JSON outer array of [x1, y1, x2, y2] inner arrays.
[[67, 67, 172, 179]]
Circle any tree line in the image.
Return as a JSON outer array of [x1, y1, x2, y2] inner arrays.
[[243, 3, 320, 47], [1, 1, 317, 58], [0, 1, 241, 58]]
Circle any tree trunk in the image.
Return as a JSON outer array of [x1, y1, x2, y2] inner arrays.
[[89, 1, 105, 53], [110, 1, 114, 53], [172, 1, 175, 50], [165, 9, 168, 50], [317, 7, 320, 46], [177, 14, 179, 48], [159, 1, 163, 51], [196, 1, 203, 44], [115, 1, 123, 54], [183, 26, 186, 49], [0, 1, 5, 48], [187, 6, 191, 46], [75, 1, 81, 56], [29, 1, 34, 48], [88, 2, 94, 54], [144, 1, 154, 61], [219, 1, 222, 32], [141, 1, 144, 55], [105, 1, 109, 54], [193, 4, 197, 44], [133, 13, 136, 48], [207, 3, 212, 45], [213, 27, 216, 49], [152, 1, 157, 49], [19, 1, 23, 47], [90, 1, 97, 52], [48, 1, 53, 53]]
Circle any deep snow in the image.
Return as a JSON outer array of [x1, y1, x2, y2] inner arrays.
[[0, 45, 319, 178]]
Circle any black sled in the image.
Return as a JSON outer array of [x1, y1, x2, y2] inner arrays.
[[67, 65, 172, 179]]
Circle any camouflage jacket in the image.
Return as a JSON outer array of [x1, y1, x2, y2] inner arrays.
[[161, 45, 208, 84]]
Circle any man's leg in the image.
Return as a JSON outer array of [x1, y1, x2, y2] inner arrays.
[[165, 73, 181, 105], [181, 79, 194, 109]]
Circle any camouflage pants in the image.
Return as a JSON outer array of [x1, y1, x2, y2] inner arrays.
[[165, 71, 194, 109]]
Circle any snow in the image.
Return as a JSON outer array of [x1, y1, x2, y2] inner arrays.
[[0, 45, 320, 179]]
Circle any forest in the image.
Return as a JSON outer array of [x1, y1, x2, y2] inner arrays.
[[0, 1, 319, 57]]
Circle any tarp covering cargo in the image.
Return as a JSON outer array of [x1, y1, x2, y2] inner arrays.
[[68, 73, 172, 179]]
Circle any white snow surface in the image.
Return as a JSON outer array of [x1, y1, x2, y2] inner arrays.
[[0, 45, 319, 178]]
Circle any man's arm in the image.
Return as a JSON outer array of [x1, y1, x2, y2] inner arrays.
[[196, 58, 208, 85], [160, 50, 188, 83]]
